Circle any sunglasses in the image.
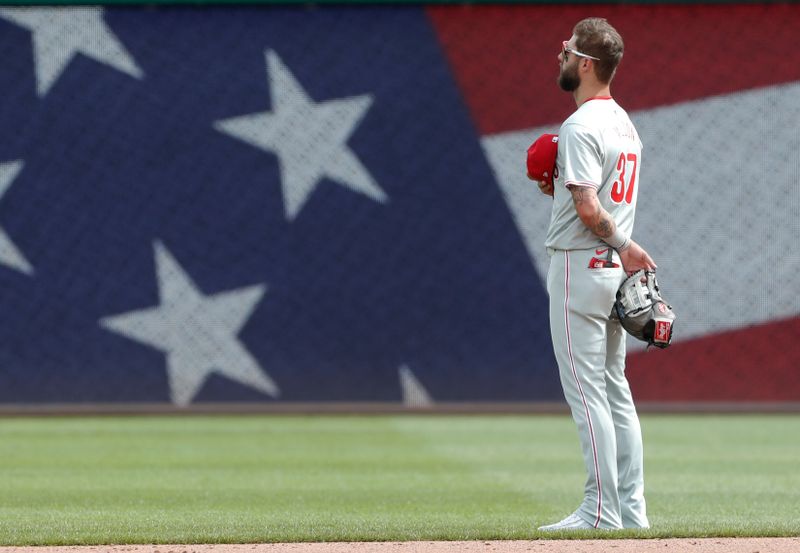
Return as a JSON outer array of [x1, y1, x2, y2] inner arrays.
[[562, 40, 600, 62]]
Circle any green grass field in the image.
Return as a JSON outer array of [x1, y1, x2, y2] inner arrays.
[[0, 414, 798, 545]]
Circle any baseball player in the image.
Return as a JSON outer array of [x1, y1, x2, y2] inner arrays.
[[530, 18, 655, 531]]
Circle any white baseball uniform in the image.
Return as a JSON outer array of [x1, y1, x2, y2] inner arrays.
[[545, 96, 649, 529]]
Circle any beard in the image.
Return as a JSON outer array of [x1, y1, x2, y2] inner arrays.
[[558, 63, 580, 92]]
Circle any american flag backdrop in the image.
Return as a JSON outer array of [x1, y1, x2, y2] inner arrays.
[[0, 4, 797, 407]]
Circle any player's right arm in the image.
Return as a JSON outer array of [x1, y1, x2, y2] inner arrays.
[[568, 185, 656, 273], [535, 178, 554, 196]]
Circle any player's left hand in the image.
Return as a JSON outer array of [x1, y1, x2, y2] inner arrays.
[[529, 174, 554, 197], [619, 240, 656, 275]]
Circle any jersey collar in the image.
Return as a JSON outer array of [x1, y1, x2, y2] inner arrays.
[[582, 95, 613, 104]]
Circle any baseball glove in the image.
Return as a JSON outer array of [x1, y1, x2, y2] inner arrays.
[[611, 270, 675, 348]]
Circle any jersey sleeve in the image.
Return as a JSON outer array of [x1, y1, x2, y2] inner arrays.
[[559, 123, 603, 190]]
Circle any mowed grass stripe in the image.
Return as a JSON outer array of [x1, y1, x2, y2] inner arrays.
[[0, 415, 797, 544]]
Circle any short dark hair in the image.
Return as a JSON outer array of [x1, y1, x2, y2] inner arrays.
[[573, 18, 624, 84]]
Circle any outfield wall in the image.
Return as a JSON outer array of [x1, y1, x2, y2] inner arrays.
[[0, 4, 797, 409]]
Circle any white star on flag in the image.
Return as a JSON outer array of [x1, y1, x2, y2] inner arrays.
[[0, 161, 33, 275], [0, 6, 143, 97], [100, 241, 279, 406], [214, 49, 388, 221], [398, 364, 433, 408]]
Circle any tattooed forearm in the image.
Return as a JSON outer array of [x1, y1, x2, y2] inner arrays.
[[568, 185, 617, 238], [593, 213, 615, 238]]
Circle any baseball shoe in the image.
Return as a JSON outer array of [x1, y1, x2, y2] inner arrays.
[[538, 511, 594, 531]]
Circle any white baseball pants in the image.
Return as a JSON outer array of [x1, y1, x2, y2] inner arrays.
[[546, 247, 649, 529]]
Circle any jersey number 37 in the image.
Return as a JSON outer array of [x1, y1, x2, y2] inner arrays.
[[611, 152, 637, 204]]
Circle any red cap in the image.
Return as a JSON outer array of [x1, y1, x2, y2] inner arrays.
[[526, 133, 559, 186]]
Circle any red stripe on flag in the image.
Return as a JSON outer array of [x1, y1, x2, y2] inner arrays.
[[627, 316, 800, 402], [427, 4, 800, 135]]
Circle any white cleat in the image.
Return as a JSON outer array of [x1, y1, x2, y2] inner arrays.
[[538, 511, 595, 531]]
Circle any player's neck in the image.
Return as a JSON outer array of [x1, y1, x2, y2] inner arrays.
[[574, 83, 612, 107]]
